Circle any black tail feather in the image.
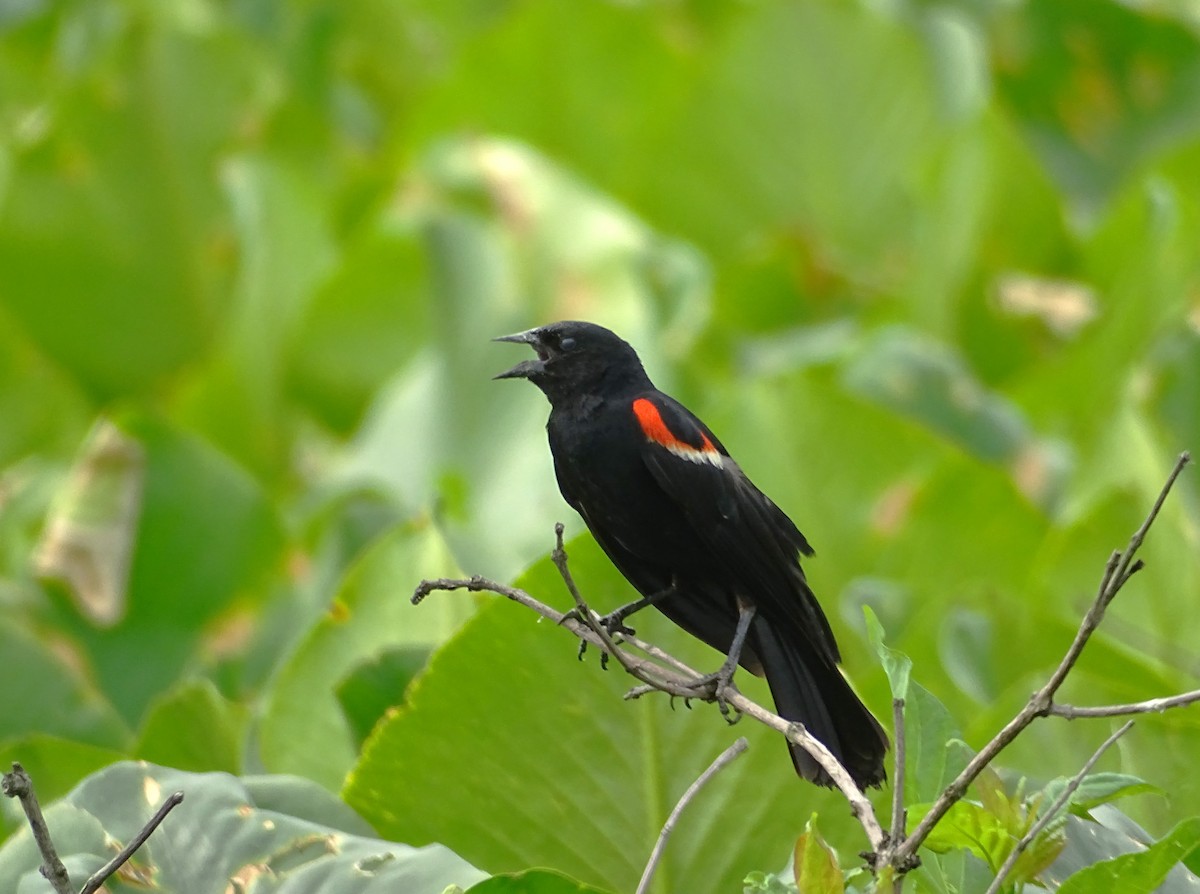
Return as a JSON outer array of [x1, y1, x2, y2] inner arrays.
[[752, 615, 888, 788]]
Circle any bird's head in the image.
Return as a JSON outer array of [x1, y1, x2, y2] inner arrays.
[[494, 320, 649, 404]]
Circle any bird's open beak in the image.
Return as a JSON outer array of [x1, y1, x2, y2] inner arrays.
[[493, 328, 547, 380]]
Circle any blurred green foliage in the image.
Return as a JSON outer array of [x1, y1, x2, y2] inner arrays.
[[1, 0, 1199, 890]]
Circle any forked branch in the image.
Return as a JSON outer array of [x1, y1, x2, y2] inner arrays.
[[414, 451, 1194, 885], [2, 762, 184, 894]]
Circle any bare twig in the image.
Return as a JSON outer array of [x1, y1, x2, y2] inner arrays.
[[550, 523, 635, 674], [2, 763, 72, 894], [635, 737, 749, 894], [414, 566, 887, 851], [79, 791, 185, 894], [889, 698, 907, 894], [983, 721, 1134, 894], [1, 763, 185, 894], [415, 451, 1191, 881], [1048, 690, 1200, 718], [893, 451, 1190, 865]]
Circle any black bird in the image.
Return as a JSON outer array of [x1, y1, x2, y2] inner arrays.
[[495, 320, 887, 788]]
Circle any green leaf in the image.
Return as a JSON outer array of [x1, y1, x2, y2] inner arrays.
[[52, 412, 284, 724], [287, 217, 432, 433], [936, 609, 996, 704], [863, 605, 911, 700], [743, 870, 799, 893], [915, 799, 1012, 872], [133, 678, 247, 774], [466, 869, 615, 894], [1010, 827, 1068, 887], [904, 683, 966, 804], [0, 736, 126, 845], [994, 0, 1200, 214], [345, 536, 823, 894], [0, 2, 250, 398], [793, 814, 844, 894], [335, 646, 429, 749], [0, 762, 488, 893], [0, 802, 108, 892], [259, 521, 472, 789], [34, 419, 144, 627], [1040, 772, 1163, 819], [842, 327, 1035, 465], [0, 623, 127, 747], [174, 155, 336, 480], [973, 767, 1023, 837], [0, 319, 90, 467], [1058, 816, 1200, 894]]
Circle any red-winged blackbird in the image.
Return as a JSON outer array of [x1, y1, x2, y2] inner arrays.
[[496, 320, 888, 788]]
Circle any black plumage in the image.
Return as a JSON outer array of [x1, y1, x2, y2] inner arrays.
[[496, 320, 887, 787]]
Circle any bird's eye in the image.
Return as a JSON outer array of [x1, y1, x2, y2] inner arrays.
[[560, 337, 576, 351]]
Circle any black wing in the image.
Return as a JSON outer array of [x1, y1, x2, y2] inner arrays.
[[631, 391, 840, 665]]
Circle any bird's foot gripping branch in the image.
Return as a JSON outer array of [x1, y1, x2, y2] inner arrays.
[[413, 451, 1200, 891]]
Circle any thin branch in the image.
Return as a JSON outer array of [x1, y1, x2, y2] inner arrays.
[[550, 523, 635, 674], [79, 791, 185, 894], [893, 451, 1190, 864], [1108, 451, 1191, 591], [1048, 689, 1200, 718], [414, 571, 887, 851], [416, 451, 1191, 881], [889, 698, 907, 894], [2, 763, 72, 894], [635, 737, 749, 894], [983, 721, 1134, 894]]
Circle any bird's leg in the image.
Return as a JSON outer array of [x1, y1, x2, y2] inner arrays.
[[596, 580, 679, 637], [561, 580, 678, 638], [686, 601, 756, 724]]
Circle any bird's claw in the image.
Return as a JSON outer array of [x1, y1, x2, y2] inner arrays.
[[597, 611, 635, 638], [562, 606, 633, 641], [683, 669, 743, 724], [564, 605, 623, 671]]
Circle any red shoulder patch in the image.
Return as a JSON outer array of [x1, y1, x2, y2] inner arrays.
[[632, 398, 722, 466]]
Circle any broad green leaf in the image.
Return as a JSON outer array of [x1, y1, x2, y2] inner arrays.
[[1040, 772, 1162, 820], [345, 536, 830, 894], [1058, 816, 1200, 894], [0, 1, 250, 398], [34, 419, 144, 626], [174, 155, 336, 481], [50, 412, 284, 724], [287, 217, 432, 433], [0, 801, 108, 893], [915, 799, 1011, 872], [133, 678, 247, 774], [259, 521, 472, 789], [793, 815, 844, 894], [842, 326, 1035, 466], [335, 646, 429, 750], [0, 762, 487, 893], [863, 605, 911, 700], [1040, 806, 1200, 891], [239, 774, 376, 837], [904, 683, 965, 804], [993, 0, 1200, 215], [0, 321, 90, 467], [743, 870, 799, 893], [1010, 828, 1067, 888], [0, 736, 126, 846], [973, 767, 1024, 837], [0, 623, 127, 747], [466, 869, 614, 894], [936, 609, 997, 705]]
